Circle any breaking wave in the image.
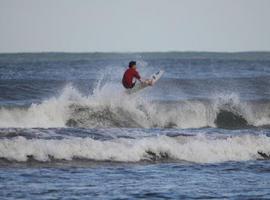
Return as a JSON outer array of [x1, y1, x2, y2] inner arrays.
[[0, 133, 270, 163], [0, 84, 270, 129]]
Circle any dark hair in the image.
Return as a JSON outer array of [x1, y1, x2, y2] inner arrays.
[[129, 61, 136, 68]]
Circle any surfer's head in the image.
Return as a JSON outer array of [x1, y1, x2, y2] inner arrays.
[[129, 61, 136, 69]]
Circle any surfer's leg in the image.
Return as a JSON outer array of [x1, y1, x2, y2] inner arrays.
[[131, 82, 136, 88]]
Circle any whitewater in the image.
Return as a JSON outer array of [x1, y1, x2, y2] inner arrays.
[[1, 84, 270, 129]]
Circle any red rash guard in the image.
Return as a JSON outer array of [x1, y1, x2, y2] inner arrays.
[[122, 68, 141, 88]]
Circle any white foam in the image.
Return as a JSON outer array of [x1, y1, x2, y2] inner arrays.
[[0, 83, 270, 129], [0, 85, 80, 128], [0, 134, 270, 163]]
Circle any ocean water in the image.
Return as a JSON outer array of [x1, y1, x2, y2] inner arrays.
[[1, 52, 270, 199]]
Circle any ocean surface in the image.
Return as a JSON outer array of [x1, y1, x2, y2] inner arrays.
[[1, 52, 270, 199]]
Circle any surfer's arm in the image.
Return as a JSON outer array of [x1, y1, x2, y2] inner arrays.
[[134, 72, 152, 85], [134, 70, 150, 84], [134, 71, 141, 81]]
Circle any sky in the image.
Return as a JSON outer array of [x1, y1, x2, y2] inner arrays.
[[0, 0, 269, 53]]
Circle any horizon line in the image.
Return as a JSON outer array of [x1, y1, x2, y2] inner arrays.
[[0, 50, 270, 54]]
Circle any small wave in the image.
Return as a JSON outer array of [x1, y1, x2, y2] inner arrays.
[[0, 134, 270, 163]]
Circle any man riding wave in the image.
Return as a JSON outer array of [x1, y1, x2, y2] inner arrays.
[[122, 61, 152, 89]]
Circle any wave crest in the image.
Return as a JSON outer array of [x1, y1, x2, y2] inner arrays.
[[0, 85, 270, 129], [1, 134, 270, 163]]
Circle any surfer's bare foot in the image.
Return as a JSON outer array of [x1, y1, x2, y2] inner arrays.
[[148, 81, 153, 86], [144, 80, 153, 86]]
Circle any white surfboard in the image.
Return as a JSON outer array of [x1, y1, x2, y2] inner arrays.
[[126, 70, 164, 94]]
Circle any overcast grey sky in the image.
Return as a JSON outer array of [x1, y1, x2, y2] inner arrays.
[[0, 0, 269, 53]]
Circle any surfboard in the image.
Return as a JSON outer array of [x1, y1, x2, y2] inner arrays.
[[126, 70, 164, 94]]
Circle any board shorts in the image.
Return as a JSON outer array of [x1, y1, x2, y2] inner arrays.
[[123, 80, 136, 89]]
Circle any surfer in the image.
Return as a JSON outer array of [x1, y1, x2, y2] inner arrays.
[[122, 61, 152, 89]]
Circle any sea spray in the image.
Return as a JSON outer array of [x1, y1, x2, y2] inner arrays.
[[1, 134, 270, 163], [1, 83, 270, 129]]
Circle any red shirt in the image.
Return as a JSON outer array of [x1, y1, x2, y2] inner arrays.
[[122, 68, 141, 88]]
